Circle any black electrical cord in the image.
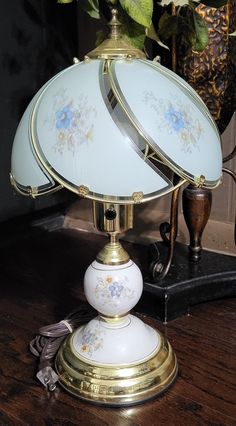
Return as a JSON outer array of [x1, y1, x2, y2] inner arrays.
[[29, 304, 96, 391]]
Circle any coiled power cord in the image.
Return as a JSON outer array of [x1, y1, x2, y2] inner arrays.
[[29, 304, 96, 391]]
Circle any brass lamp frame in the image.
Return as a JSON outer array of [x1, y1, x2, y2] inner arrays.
[[10, 8, 224, 406], [55, 201, 178, 405]]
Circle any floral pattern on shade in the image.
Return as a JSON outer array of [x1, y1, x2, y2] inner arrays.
[[95, 275, 134, 307], [56, 105, 73, 130], [79, 323, 104, 357], [143, 91, 203, 154], [46, 88, 97, 154]]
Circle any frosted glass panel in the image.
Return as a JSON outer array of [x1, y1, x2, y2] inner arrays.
[[111, 60, 222, 186], [32, 60, 171, 202], [11, 79, 58, 191]]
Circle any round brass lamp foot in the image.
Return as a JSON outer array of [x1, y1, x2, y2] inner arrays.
[[55, 324, 178, 406]]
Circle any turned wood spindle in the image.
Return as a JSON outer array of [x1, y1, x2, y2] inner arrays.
[[182, 184, 212, 263]]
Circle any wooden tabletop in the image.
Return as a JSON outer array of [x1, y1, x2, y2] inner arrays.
[[0, 228, 235, 425]]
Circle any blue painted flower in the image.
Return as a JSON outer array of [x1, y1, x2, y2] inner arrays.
[[165, 106, 186, 132], [56, 105, 73, 129], [82, 329, 93, 344], [109, 282, 124, 298]]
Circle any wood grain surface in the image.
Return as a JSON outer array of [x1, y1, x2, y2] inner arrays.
[[0, 228, 235, 426]]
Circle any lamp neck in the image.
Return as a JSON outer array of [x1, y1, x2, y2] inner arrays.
[[96, 234, 130, 266], [93, 202, 133, 265]]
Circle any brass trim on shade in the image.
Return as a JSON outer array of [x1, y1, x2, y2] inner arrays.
[[78, 185, 90, 198], [132, 191, 144, 203], [9, 172, 63, 198], [195, 175, 205, 188], [30, 89, 184, 204], [108, 60, 222, 190], [86, 38, 145, 61], [28, 49, 185, 204], [55, 329, 178, 406]]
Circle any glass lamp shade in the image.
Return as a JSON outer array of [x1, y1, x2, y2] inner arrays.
[[11, 57, 222, 202], [110, 59, 222, 187], [11, 84, 55, 195], [10, 70, 67, 196]]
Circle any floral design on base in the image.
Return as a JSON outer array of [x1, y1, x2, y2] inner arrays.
[[95, 275, 134, 308], [79, 322, 104, 357], [45, 88, 97, 154], [143, 91, 203, 154]]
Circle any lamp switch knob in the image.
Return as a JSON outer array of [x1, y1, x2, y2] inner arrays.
[[105, 208, 117, 220]]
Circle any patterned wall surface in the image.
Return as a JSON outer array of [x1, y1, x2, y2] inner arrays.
[[177, 1, 236, 133]]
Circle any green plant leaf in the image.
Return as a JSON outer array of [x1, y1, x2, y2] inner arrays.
[[146, 23, 169, 49], [158, 12, 179, 39], [123, 26, 146, 49], [95, 30, 106, 46], [120, 12, 146, 49], [57, 0, 74, 3], [119, 0, 153, 28], [200, 0, 228, 8], [80, 0, 100, 19], [192, 9, 208, 51], [180, 22, 196, 47]]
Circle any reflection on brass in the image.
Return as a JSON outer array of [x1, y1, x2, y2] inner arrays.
[[109, 8, 122, 41], [55, 330, 178, 406], [99, 313, 129, 324], [195, 175, 205, 188], [30, 187, 39, 199], [9, 172, 63, 198], [94, 202, 132, 265], [171, 3, 177, 72], [96, 239, 130, 265], [78, 185, 89, 197], [84, 55, 91, 63], [87, 9, 145, 60], [132, 191, 144, 204], [177, 2, 236, 131], [93, 202, 133, 234]]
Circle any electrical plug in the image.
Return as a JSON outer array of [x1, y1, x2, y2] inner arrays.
[[36, 366, 59, 391]]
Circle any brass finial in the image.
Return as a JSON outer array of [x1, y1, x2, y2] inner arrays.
[[86, 9, 145, 60], [108, 9, 122, 41]]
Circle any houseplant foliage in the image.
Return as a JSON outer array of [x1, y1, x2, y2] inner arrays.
[[58, 0, 228, 52]]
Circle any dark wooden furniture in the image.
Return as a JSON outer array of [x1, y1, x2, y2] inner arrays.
[[0, 227, 235, 425], [143, 182, 236, 322], [142, 240, 236, 322]]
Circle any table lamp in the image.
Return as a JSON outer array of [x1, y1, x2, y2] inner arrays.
[[10, 10, 222, 406]]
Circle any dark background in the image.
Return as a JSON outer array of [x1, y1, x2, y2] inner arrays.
[[0, 0, 103, 223]]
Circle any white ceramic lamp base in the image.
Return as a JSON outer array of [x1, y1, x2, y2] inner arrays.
[[56, 259, 178, 405]]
